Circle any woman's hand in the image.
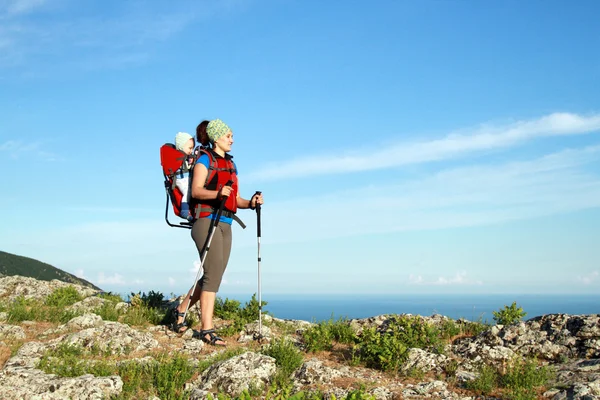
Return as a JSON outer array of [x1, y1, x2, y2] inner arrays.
[[251, 192, 264, 208], [219, 185, 234, 199]]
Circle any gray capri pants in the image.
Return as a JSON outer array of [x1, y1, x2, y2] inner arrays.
[[191, 217, 233, 293]]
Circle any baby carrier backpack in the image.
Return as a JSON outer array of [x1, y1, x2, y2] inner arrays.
[[160, 143, 197, 229], [160, 144, 246, 229]]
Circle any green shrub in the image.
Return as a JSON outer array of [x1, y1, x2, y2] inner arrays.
[[502, 357, 552, 400], [97, 292, 124, 302], [329, 317, 358, 344], [44, 286, 83, 307], [302, 322, 334, 353], [93, 301, 123, 322], [39, 345, 195, 400], [357, 315, 444, 372], [122, 303, 165, 326], [6, 295, 81, 323], [37, 343, 115, 378], [214, 294, 267, 337], [129, 290, 165, 309], [152, 352, 195, 400], [465, 364, 499, 395], [493, 302, 527, 325], [358, 325, 408, 372], [462, 318, 491, 336], [301, 316, 357, 353], [343, 388, 377, 400], [262, 337, 304, 386], [7, 296, 34, 322]]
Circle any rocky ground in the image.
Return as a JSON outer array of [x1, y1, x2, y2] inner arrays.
[[0, 275, 599, 399]]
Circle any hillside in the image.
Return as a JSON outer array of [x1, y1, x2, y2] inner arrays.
[[0, 275, 597, 399], [0, 251, 101, 290]]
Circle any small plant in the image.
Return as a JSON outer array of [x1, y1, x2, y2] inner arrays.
[[493, 302, 527, 325], [6, 295, 81, 323], [465, 364, 499, 395], [329, 317, 358, 344], [44, 286, 83, 307], [97, 292, 124, 302], [38, 343, 115, 378], [122, 304, 165, 326], [444, 358, 459, 377], [214, 294, 268, 337], [7, 296, 34, 322], [152, 352, 195, 400], [357, 315, 445, 372], [40, 345, 195, 400], [302, 321, 334, 353], [93, 301, 123, 322], [262, 337, 304, 386], [129, 290, 165, 309], [461, 317, 491, 336], [343, 388, 377, 400], [501, 357, 552, 400]]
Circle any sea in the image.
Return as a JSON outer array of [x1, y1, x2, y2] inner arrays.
[[244, 293, 600, 323]]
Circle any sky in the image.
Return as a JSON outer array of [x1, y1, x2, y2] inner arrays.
[[1, 0, 599, 298]]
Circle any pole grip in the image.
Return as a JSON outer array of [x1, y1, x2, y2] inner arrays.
[[253, 191, 262, 238]]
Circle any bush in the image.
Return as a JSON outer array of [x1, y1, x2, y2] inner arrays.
[[302, 316, 358, 353], [214, 294, 267, 336], [465, 364, 499, 395], [44, 286, 83, 307], [493, 302, 527, 325], [357, 315, 443, 372], [129, 290, 165, 309], [302, 322, 335, 353], [464, 357, 552, 399], [39, 345, 195, 400], [93, 301, 123, 322], [7, 295, 81, 324], [261, 337, 304, 386], [502, 357, 552, 400]]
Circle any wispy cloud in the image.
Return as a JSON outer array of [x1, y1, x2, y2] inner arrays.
[[257, 144, 600, 243], [0, 1, 241, 73], [409, 271, 483, 286], [577, 271, 599, 285], [1, 0, 47, 16], [0, 139, 58, 160], [246, 112, 600, 182], [97, 272, 126, 285]]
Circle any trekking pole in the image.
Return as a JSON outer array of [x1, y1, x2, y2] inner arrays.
[[253, 191, 263, 341], [181, 181, 232, 322]]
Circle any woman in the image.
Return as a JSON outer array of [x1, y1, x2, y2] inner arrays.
[[172, 118, 264, 346]]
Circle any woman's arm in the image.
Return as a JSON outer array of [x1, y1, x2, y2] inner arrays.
[[237, 192, 264, 209]]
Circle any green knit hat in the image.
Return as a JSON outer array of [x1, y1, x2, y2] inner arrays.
[[207, 119, 231, 143]]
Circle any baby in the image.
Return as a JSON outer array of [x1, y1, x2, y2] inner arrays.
[[174, 132, 195, 221]]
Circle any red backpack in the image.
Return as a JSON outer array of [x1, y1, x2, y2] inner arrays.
[[160, 143, 195, 228], [161, 144, 233, 228]]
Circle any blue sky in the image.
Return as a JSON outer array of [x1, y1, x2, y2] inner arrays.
[[1, 0, 599, 297]]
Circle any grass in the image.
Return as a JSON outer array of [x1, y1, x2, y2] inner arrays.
[[213, 294, 268, 337], [465, 357, 553, 399], [261, 337, 304, 387], [37, 345, 196, 400]]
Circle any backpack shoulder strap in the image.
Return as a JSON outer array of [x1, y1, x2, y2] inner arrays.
[[197, 147, 218, 186]]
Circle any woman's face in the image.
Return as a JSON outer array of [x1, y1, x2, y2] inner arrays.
[[215, 131, 234, 153]]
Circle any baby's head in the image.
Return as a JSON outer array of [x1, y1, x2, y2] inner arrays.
[[175, 132, 195, 155]]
